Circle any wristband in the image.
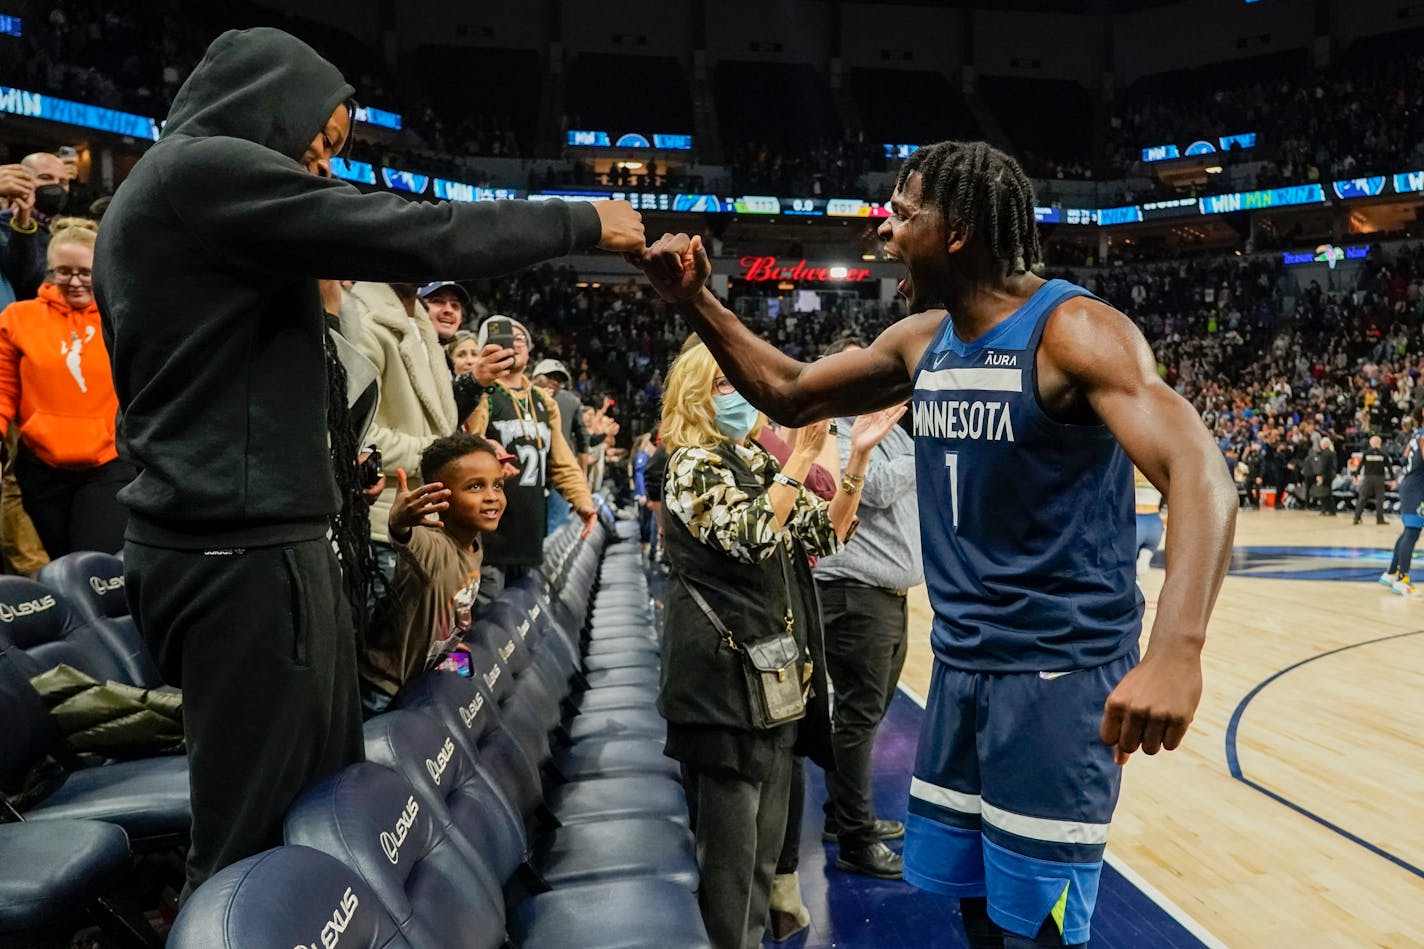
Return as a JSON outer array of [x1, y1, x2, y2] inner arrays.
[[772, 472, 803, 490]]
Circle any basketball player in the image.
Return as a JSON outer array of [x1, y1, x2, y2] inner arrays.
[[1382, 411, 1424, 594], [632, 141, 1237, 948]]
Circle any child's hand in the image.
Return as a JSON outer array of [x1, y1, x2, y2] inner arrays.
[[388, 468, 450, 541]]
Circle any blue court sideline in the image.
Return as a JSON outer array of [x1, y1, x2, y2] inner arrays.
[[785, 690, 1210, 949]]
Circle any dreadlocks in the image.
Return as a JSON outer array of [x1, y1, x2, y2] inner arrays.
[[895, 141, 1043, 279]]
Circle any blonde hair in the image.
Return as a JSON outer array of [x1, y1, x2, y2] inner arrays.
[[46, 217, 98, 266], [660, 342, 724, 452]]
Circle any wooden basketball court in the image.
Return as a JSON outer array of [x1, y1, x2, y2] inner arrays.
[[898, 509, 1424, 948]]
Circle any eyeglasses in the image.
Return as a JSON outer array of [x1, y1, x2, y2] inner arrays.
[[712, 377, 736, 395], [512, 335, 529, 347], [46, 267, 92, 284]]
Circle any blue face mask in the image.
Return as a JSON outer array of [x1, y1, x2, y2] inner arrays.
[[713, 391, 759, 441]]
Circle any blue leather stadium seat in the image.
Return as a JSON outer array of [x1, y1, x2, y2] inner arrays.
[[168, 846, 412, 949], [395, 670, 687, 826], [0, 649, 189, 839], [0, 819, 131, 935], [33, 556, 163, 689], [364, 710, 694, 890], [285, 763, 508, 949], [0, 576, 141, 687]]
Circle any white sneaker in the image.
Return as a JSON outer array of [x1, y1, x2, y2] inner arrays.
[[1392, 576, 1416, 596], [1380, 572, 1399, 588]]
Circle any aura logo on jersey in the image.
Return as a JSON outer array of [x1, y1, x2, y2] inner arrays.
[[379, 796, 420, 865], [426, 736, 456, 786], [293, 886, 361, 949], [0, 594, 56, 623]]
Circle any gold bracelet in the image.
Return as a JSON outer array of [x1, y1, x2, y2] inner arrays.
[[841, 476, 863, 494]]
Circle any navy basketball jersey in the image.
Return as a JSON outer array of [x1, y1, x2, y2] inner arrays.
[[911, 278, 1142, 672]]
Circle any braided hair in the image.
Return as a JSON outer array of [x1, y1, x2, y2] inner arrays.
[[895, 141, 1042, 279], [324, 324, 378, 646]]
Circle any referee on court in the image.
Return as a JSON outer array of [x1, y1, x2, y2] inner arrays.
[[1355, 434, 1390, 525]]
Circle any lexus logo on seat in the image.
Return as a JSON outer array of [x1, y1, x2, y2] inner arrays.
[[379, 795, 420, 865], [89, 575, 124, 594], [0, 595, 55, 623]]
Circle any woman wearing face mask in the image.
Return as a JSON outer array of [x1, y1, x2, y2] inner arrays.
[[658, 339, 902, 949], [0, 217, 134, 556]]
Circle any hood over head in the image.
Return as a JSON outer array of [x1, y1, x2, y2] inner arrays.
[[161, 27, 355, 162]]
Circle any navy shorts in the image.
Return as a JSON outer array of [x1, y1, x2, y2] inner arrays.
[[903, 650, 1137, 945]]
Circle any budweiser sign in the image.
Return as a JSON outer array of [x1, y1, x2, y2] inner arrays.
[[738, 256, 874, 283]]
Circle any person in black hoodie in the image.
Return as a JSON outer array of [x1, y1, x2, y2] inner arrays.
[[95, 27, 643, 895]]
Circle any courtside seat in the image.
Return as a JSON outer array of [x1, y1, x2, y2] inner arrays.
[[364, 711, 695, 890], [285, 764, 508, 949], [564, 705, 666, 742], [167, 846, 412, 949], [36, 552, 127, 623], [582, 665, 660, 689], [0, 576, 140, 687], [395, 670, 688, 826], [0, 650, 189, 839], [0, 819, 131, 935], [285, 761, 706, 948], [580, 649, 658, 672]]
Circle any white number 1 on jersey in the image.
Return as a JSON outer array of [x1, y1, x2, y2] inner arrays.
[[944, 451, 959, 529]]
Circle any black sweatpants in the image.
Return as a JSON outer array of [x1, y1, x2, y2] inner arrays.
[[124, 537, 363, 895], [817, 579, 909, 848], [1356, 475, 1387, 523], [13, 447, 134, 557]]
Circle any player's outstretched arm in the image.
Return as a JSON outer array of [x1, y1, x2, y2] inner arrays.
[[1042, 297, 1238, 762], [633, 233, 915, 425]]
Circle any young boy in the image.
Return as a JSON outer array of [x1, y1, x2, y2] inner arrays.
[[359, 434, 507, 714]]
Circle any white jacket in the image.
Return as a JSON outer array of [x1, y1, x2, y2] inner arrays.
[[349, 282, 458, 542]]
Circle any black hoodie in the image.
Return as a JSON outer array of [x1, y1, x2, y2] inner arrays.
[[96, 29, 601, 548]]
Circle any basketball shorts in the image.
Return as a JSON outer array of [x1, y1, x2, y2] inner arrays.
[[1135, 513, 1164, 555], [1399, 485, 1424, 529], [903, 650, 1138, 945]]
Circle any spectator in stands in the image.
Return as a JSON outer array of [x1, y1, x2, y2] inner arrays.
[[447, 330, 480, 378], [358, 435, 505, 715], [465, 316, 594, 600], [417, 280, 471, 345], [632, 431, 656, 564], [532, 357, 589, 529], [0, 217, 133, 556], [0, 163, 36, 309], [2, 153, 74, 301], [350, 281, 458, 579], [657, 340, 897, 949], [810, 341, 920, 884], [95, 27, 643, 896]]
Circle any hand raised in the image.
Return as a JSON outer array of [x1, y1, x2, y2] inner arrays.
[[389, 468, 450, 534], [850, 404, 907, 452]]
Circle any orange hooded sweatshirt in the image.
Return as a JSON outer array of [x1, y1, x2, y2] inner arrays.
[[0, 283, 119, 469]]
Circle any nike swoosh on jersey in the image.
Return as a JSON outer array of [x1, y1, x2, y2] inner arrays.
[[1038, 670, 1079, 680]]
